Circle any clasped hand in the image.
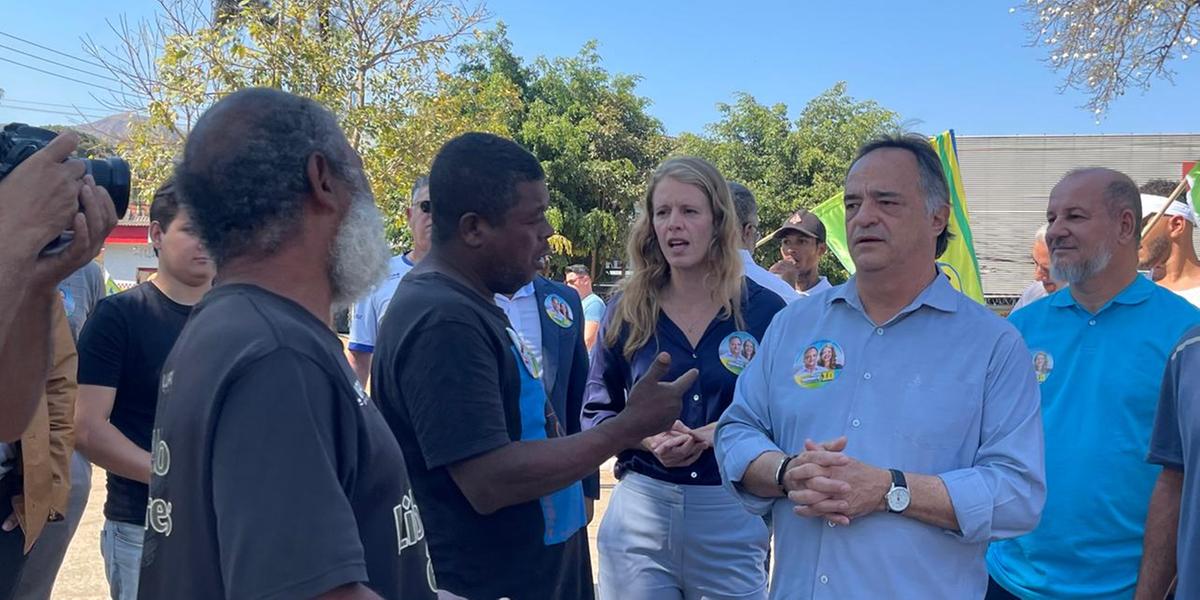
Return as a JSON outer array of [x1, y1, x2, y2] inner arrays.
[[642, 420, 714, 468], [781, 436, 891, 526]]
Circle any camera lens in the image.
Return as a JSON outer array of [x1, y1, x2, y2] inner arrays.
[[86, 157, 130, 219]]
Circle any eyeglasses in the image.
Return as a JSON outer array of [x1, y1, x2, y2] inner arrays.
[[417, 200, 431, 214]]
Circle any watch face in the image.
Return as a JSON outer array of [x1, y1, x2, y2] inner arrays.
[[887, 487, 911, 512]]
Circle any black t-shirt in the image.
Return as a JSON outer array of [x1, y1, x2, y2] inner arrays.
[[138, 284, 437, 600], [373, 272, 593, 600], [76, 281, 192, 524]]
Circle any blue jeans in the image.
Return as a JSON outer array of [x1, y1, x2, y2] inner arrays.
[[99, 520, 142, 600], [597, 472, 768, 600]]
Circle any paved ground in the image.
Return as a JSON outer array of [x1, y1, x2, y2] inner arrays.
[[49, 460, 619, 599]]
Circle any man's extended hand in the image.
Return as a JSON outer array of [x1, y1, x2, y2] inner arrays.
[[612, 353, 697, 447]]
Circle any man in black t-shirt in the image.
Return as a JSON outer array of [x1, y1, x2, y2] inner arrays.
[[138, 88, 438, 600], [373, 132, 696, 599], [74, 180, 214, 600]]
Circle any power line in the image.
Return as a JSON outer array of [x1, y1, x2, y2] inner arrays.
[[0, 42, 121, 84], [0, 104, 109, 122], [0, 31, 106, 70], [0, 98, 112, 112], [0, 56, 128, 96]]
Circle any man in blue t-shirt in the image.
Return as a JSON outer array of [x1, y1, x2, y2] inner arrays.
[[986, 168, 1200, 600], [564, 264, 605, 354]]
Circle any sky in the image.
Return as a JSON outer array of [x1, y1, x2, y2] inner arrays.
[[2, 1, 1198, 137]]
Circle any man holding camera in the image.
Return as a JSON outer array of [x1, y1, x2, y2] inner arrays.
[[0, 130, 118, 442]]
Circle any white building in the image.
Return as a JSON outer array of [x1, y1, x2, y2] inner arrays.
[[957, 133, 1200, 302], [101, 215, 157, 288]]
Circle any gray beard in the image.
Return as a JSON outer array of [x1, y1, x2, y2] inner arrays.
[[329, 179, 390, 310], [1051, 244, 1113, 285]]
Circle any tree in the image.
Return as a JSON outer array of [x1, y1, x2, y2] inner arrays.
[[1015, 0, 1200, 116], [84, 0, 487, 236], [430, 26, 671, 278], [677, 82, 899, 281]]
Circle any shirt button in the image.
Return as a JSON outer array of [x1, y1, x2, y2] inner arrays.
[[863, 372, 872, 380], [692, 394, 701, 402], [692, 353, 697, 359], [827, 520, 837, 528], [690, 472, 698, 479], [851, 418, 861, 428], [820, 575, 829, 584], [1089, 319, 1097, 326], [876, 328, 884, 335]]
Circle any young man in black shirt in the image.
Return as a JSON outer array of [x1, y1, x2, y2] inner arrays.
[[74, 180, 214, 600], [138, 88, 438, 600], [373, 132, 696, 599]]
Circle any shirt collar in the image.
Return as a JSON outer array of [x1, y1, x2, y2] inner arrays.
[[831, 270, 959, 316], [1048, 273, 1155, 312], [493, 281, 536, 306]]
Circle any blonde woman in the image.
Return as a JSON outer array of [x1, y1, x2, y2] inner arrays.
[[582, 157, 785, 600]]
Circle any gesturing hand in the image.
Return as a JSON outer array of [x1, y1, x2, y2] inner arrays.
[[615, 353, 698, 446]]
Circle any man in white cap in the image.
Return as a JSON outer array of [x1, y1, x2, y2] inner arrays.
[[1138, 191, 1200, 305]]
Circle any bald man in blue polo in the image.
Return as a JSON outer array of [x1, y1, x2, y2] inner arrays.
[[986, 168, 1200, 600]]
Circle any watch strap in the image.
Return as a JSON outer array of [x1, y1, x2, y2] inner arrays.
[[775, 454, 797, 491]]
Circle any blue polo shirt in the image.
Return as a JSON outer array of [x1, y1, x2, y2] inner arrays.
[[987, 275, 1200, 599], [582, 278, 785, 486]]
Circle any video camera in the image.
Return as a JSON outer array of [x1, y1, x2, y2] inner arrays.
[[0, 123, 130, 255]]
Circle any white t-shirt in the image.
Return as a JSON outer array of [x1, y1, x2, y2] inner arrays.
[[738, 249, 802, 304], [347, 253, 415, 352], [799, 276, 833, 296], [1174, 286, 1200, 307]]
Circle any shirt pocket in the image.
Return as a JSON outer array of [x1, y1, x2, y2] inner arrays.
[[890, 379, 982, 472]]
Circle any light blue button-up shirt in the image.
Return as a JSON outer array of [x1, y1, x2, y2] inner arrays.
[[716, 273, 1046, 600]]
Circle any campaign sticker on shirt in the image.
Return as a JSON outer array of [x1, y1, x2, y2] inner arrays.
[[544, 294, 573, 328], [58, 286, 75, 317], [506, 327, 543, 379], [793, 339, 845, 389], [1032, 350, 1054, 384], [718, 331, 759, 374]]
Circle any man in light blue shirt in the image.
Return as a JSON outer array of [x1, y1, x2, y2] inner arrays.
[[716, 134, 1046, 599], [564, 264, 607, 354], [986, 168, 1200, 599]]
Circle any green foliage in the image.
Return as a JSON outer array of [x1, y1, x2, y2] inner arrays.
[[676, 82, 899, 282], [436, 26, 670, 280], [93, 0, 485, 245]]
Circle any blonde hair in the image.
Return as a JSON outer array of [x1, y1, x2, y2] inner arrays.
[[606, 156, 745, 360]]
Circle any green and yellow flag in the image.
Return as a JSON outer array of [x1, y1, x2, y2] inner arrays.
[[810, 130, 984, 304]]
